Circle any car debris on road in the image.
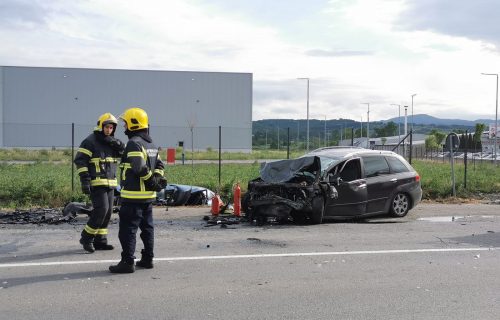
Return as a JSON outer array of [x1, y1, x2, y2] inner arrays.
[[0, 208, 75, 224]]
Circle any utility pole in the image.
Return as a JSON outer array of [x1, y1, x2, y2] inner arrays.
[[361, 103, 370, 148], [297, 77, 310, 151]]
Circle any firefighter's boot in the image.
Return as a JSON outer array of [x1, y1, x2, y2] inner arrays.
[[79, 231, 95, 253], [135, 250, 154, 269], [109, 260, 135, 273], [94, 235, 114, 250]]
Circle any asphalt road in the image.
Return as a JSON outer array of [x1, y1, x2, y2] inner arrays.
[[1, 203, 499, 320]]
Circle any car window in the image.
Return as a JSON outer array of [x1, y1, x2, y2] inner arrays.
[[327, 159, 361, 182], [339, 159, 361, 181], [386, 156, 410, 173], [363, 156, 390, 177]]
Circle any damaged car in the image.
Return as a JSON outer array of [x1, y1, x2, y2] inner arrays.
[[243, 147, 422, 224], [157, 184, 215, 206], [115, 184, 214, 206]]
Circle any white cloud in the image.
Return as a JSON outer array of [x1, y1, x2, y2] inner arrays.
[[1, 0, 499, 122]]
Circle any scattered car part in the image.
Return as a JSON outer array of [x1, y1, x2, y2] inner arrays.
[[62, 202, 93, 217]]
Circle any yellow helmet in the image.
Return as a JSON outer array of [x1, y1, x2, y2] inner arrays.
[[119, 107, 149, 131], [95, 113, 118, 132]]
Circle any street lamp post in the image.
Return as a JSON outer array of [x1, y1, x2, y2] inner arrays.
[[391, 103, 401, 146], [361, 103, 370, 148], [324, 115, 327, 147], [481, 73, 499, 166], [360, 115, 363, 139], [297, 78, 310, 151], [411, 94, 417, 132]]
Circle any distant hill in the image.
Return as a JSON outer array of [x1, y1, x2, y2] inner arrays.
[[251, 115, 496, 148], [385, 114, 494, 126]]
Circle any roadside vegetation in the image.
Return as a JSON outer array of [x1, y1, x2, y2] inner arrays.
[[0, 148, 303, 162], [0, 148, 74, 162], [1, 149, 500, 208]]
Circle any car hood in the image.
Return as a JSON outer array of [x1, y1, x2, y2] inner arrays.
[[259, 156, 321, 183]]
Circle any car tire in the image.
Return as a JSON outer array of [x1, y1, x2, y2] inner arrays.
[[390, 193, 410, 217], [309, 196, 324, 224]]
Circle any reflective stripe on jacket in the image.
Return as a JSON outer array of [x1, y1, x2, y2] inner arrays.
[[119, 135, 165, 203], [74, 133, 122, 188]]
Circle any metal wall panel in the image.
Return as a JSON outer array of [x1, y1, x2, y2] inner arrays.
[[1, 66, 252, 150], [0, 67, 3, 147]]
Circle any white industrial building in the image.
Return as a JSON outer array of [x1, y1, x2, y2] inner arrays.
[[0, 66, 253, 151]]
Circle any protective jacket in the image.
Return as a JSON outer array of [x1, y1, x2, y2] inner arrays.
[[119, 130, 165, 203], [74, 132, 124, 188]]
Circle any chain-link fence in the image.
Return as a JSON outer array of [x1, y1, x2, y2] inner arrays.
[[3, 122, 253, 152]]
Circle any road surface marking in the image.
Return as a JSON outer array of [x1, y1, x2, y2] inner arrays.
[[0, 247, 496, 268]]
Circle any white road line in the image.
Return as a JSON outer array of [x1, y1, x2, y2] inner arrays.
[[0, 247, 497, 268]]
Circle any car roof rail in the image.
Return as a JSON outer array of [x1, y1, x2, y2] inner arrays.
[[310, 146, 364, 152]]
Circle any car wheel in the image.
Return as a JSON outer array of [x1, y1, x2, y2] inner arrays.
[[309, 196, 324, 224], [390, 193, 410, 217]]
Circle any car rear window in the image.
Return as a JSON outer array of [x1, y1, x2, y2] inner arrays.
[[363, 156, 390, 177], [386, 156, 410, 173]]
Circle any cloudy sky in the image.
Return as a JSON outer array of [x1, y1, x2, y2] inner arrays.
[[1, 0, 500, 121]]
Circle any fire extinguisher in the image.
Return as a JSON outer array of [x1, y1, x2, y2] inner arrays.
[[233, 183, 241, 217], [211, 194, 222, 216]]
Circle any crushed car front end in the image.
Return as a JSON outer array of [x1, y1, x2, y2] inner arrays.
[[243, 156, 337, 224]]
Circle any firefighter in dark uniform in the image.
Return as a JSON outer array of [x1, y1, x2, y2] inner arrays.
[[109, 107, 166, 273], [74, 113, 125, 253]]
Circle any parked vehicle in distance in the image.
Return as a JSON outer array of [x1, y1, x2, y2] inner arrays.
[[243, 147, 422, 224]]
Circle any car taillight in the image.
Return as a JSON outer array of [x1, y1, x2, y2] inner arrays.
[[415, 173, 420, 182]]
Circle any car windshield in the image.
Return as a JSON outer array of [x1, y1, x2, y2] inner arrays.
[[314, 155, 342, 175]]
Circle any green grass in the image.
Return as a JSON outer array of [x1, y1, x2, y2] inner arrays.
[[166, 163, 261, 195], [1, 151, 500, 208], [412, 159, 500, 199], [165, 147, 303, 160], [0, 148, 73, 162], [0, 162, 262, 208], [0, 163, 86, 208], [0, 148, 303, 162]]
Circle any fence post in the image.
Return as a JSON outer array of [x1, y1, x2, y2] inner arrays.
[[287, 127, 290, 159], [218, 126, 221, 188], [464, 130, 468, 189], [71, 123, 75, 193], [409, 130, 413, 164]]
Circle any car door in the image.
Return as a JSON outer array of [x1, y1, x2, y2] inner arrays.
[[362, 155, 394, 213], [384, 155, 418, 207], [324, 158, 367, 217]]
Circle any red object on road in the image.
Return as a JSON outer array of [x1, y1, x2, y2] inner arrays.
[[233, 183, 241, 217], [211, 194, 222, 216]]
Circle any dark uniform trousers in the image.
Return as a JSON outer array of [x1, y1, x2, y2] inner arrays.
[[118, 202, 154, 264], [82, 187, 114, 244]]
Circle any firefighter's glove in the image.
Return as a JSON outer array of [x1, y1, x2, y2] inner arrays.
[[144, 174, 156, 191], [144, 173, 167, 192], [103, 136, 125, 153], [155, 173, 168, 190], [81, 179, 91, 195]]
